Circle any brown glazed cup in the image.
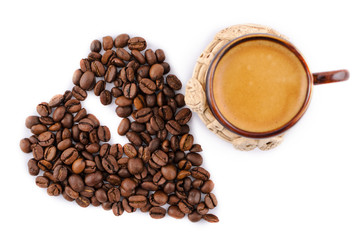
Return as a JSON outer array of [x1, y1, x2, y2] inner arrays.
[[206, 33, 349, 139]]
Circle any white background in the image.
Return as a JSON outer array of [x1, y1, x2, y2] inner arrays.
[[0, 0, 361, 239]]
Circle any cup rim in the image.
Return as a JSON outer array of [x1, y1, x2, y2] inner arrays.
[[206, 33, 313, 139]]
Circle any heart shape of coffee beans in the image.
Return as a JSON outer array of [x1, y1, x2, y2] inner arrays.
[[19, 34, 218, 223]]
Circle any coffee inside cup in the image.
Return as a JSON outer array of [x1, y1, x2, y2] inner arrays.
[[212, 38, 309, 133]]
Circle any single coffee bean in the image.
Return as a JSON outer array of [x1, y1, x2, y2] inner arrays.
[[101, 50, 116, 65], [188, 188, 201, 205], [168, 205, 185, 219], [158, 105, 173, 121], [166, 74, 182, 90], [35, 176, 49, 188], [68, 174, 85, 192], [127, 158, 144, 175], [179, 134, 194, 151], [91, 60, 106, 77], [149, 64, 164, 80], [152, 190, 168, 206], [65, 99, 82, 113], [190, 144, 202, 152], [102, 36, 113, 50], [97, 125, 110, 142], [85, 171, 103, 187], [178, 199, 193, 214], [130, 122, 145, 132], [191, 167, 210, 181], [72, 86, 87, 101], [134, 107, 153, 123], [201, 180, 214, 194], [188, 210, 203, 222], [139, 78, 157, 95], [118, 118, 130, 136], [72, 158, 86, 174], [149, 206, 166, 219], [203, 214, 219, 223], [53, 106, 66, 122], [155, 49, 165, 63], [78, 118, 95, 132], [53, 165, 68, 181], [114, 33, 130, 48], [204, 193, 217, 209], [79, 71, 95, 91], [186, 152, 203, 166], [116, 106, 132, 118], [175, 108, 192, 125], [174, 93, 186, 107], [105, 65, 117, 83], [32, 144, 44, 160], [128, 36, 147, 51], [31, 124, 47, 135], [126, 131, 142, 146], [161, 164, 177, 181], [47, 183, 62, 196], [95, 188, 108, 203], [94, 80, 105, 96], [165, 120, 182, 135], [65, 186, 80, 200], [60, 147, 79, 165], [38, 131, 55, 147], [102, 155, 119, 174], [152, 150, 168, 167], [112, 202, 124, 216], [144, 49, 157, 65], [60, 113, 73, 129], [100, 90, 112, 105], [28, 159, 40, 176], [36, 102, 51, 117], [74, 108, 87, 122], [80, 58, 91, 72], [131, 50, 146, 64], [123, 143, 137, 158], [76, 196, 90, 208], [20, 138, 32, 153], [123, 82, 138, 99], [25, 116, 40, 129], [116, 48, 131, 61], [90, 39, 102, 52], [107, 187, 121, 203], [129, 195, 147, 208]]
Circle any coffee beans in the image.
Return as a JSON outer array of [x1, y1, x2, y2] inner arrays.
[[21, 34, 217, 223]]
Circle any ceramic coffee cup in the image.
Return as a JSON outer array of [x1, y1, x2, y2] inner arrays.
[[206, 33, 349, 139]]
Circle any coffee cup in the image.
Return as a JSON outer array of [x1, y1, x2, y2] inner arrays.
[[206, 33, 349, 139]]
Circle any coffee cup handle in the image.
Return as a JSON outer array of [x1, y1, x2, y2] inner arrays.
[[313, 69, 349, 85]]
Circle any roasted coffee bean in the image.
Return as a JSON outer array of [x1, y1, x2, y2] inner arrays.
[[179, 134, 193, 151], [127, 158, 144, 175], [25, 116, 40, 129], [191, 167, 209, 180], [20, 138, 32, 153], [28, 159, 40, 176], [201, 180, 214, 194], [68, 174, 85, 192], [188, 188, 201, 205], [31, 124, 47, 135], [94, 80, 106, 96], [134, 107, 153, 123], [65, 99, 82, 113], [107, 187, 121, 203], [112, 202, 124, 216], [161, 164, 177, 181], [178, 199, 193, 214], [38, 160, 53, 171], [155, 49, 165, 63], [168, 205, 185, 219], [130, 122, 145, 132], [116, 106, 132, 118], [152, 150, 168, 167], [36, 102, 51, 117], [149, 64, 164, 80], [175, 108, 192, 125], [144, 49, 156, 65], [100, 90, 112, 105], [149, 206, 166, 219], [78, 118, 95, 132], [203, 214, 219, 223], [148, 138, 161, 153], [97, 126, 110, 142], [174, 93, 185, 107], [32, 144, 44, 160], [102, 36, 113, 50], [177, 170, 191, 180], [122, 198, 136, 213], [158, 105, 173, 120], [80, 186, 95, 198], [101, 50, 116, 65], [53, 106, 66, 122], [186, 152, 203, 166], [35, 176, 49, 188], [111, 87, 122, 98], [72, 86, 87, 101], [72, 158, 85, 174], [178, 160, 192, 171], [131, 50, 146, 64], [150, 115, 164, 132], [166, 120, 182, 135], [79, 71, 95, 91], [38, 131, 55, 147], [90, 39, 102, 52], [76, 196, 90, 208], [95, 188, 108, 203], [105, 65, 117, 83], [60, 113, 73, 128], [114, 33, 130, 48], [49, 94, 64, 108], [166, 74, 182, 90], [74, 108, 87, 122], [139, 78, 156, 94], [102, 155, 119, 174], [126, 131, 142, 146], [115, 96, 133, 107], [61, 147, 79, 165], [80, 58, 91, 72], [152, 171, 166, 185], [117, 118, 130, 136], [123, 82, 138, 99], [116, 48, 131, 61], [188, 210, 203, 222], [204, 193, 217, 209], [88, 51, 102, 61], [91, 60, 105, 77], [123, 143, 137, 158], [129, 195, 147, 208], [190, 144, 202, 152], [53, 165, 68, 181], [134, 95, 146, 110], [128, 37, 147, 51], [47, 183, 62, 196]]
